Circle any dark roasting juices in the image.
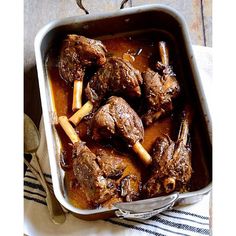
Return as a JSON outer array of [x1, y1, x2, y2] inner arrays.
[[46, 31, 210, 209]]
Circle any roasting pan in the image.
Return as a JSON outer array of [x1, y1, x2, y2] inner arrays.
[[34, 4, 212, 220]]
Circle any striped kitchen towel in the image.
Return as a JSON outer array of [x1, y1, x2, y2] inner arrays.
[[24, 45, 212, 236]]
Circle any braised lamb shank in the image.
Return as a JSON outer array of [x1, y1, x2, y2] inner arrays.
[[143, 114, 192, 198], [92, 96, 144, 145], [85, 57, 143, 108], [72, 142, 116, 206], [142, 41, 180, 126], [92, 96, 152, 165], [59, 35, 107, 83], [59, 34, 107, 110], [72, 142, 143, 204]]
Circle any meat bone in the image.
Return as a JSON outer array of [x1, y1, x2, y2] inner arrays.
[[151, 41, 174, 121]]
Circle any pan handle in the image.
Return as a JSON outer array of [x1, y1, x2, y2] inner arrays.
[[76, 0, 129, 15], [120, 0, 129, 9], [114, 192, 179, 220]]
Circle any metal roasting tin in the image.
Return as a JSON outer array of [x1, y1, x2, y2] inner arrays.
[[34, 4, 212, 220]]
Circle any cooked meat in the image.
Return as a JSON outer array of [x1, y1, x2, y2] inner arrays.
[[59, 34, 107, 83], [72, 142, 116, 206], [143, 116, 192, 198], [142, 41, 180, 126], [92, 96, 144, 146], [85, 57, 143, 108], [120, 175, 140, 202], [95, 148, 126, 179]]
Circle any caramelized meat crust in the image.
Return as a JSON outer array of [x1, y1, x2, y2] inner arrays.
[[59, 34, 107, 83]]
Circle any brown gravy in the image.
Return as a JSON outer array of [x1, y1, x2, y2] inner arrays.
[[46, 31, 210, 209]]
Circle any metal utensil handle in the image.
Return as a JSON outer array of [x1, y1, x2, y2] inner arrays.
[[24, 158, 47, 189], [32, 153, 51, 191], [115, 192, 179, 219], [115, 203, 175, 220], [25, 154, 66, 224], [76, 0, 129, 15]]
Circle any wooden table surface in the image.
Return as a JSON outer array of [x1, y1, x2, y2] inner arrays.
[[24, 0, 212, 128]]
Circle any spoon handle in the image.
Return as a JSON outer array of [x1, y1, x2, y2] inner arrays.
[[24, 159, 47, 189], [32, 153, 51, 191], [27, 154, 66, 224]]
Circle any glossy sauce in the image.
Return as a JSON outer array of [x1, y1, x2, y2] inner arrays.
[[46, 31, 210, 209]]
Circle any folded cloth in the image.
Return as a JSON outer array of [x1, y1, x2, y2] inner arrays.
[[24, 45, 212, 236]]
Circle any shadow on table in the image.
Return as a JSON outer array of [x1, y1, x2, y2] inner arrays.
[[24, 65, 42, 175], [24, 64, 42, 128]]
